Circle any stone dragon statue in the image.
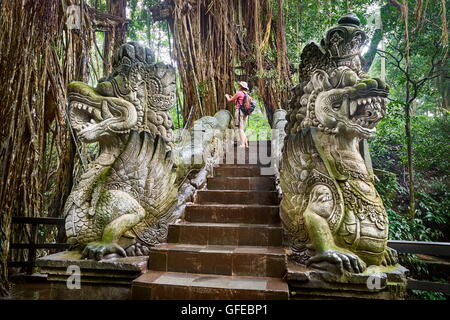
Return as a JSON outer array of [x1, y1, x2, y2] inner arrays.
[[280, 14, 398, 274], [64, 42, 179, 260]]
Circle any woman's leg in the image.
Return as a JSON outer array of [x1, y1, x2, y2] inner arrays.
[[238, 125, 246, 147], [239, 115, 248, 148], [242, 115, 249, 148], [234, 109, 240, 145]]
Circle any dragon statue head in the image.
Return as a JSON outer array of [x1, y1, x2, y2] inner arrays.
[[287, 14, 388, 140], [68, 41, 176, 147], [298, 67, 388, 139]]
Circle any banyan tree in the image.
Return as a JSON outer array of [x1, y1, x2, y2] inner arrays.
[[151, 0, 292, 125]]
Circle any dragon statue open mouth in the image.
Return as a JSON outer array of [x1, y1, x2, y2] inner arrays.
[[69, 90, 136, 142], [64, 42, 178, 260], [350, 96, 387, 130], [68, 51, 176, 145], [280, 14, 398, 275], [299, 67, 388, 139]]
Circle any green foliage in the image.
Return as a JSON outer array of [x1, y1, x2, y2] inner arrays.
[[87, 0, 108, 11], [284, 0, 378, 67], [409, 290, 446, 301], [245, 90, 272, 141], [371, 104, 449, 300], [169, 105, 183, 130], [371, 103, 450, 242], [245, 105, 272, 141], [413, 117, 450, 175], [127, 0, 157, 42]]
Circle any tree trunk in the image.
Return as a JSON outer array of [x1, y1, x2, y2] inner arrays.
[[437, 62, 450, 112], [0, 0, 93, 296], [404, 99, 416, 218], [402, 0, 416, 218], [0, 202, 12, 296], [103, 0, 128, 76], [363, 29, 383, 72]]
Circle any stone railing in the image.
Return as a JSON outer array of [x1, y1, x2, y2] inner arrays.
[[270, 108, 287, 191], [170, 109, 232, 222]]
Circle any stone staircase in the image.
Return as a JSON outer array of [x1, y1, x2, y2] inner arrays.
[[132, 141, 289, 300]]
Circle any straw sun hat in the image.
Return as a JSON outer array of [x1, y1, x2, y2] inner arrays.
[[238, 81, 249, 90]]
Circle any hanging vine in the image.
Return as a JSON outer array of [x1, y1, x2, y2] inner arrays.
[[151, 0, 292, 126], [0, 0, 129, 296]]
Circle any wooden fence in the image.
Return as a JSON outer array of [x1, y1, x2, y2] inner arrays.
[[9, 217, 70, 274], [388, 240, 450, 295]]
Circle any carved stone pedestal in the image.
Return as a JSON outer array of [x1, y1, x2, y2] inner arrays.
[[287, 261, 408, 300], [36, 251, 147, 299]]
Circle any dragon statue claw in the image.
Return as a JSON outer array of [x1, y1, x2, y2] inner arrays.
[[307, 249, 367, 274], [81, 242, 127, 261], [381, 247, 399, 266]]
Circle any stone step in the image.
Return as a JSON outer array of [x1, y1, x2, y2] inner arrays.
[[220, 159, 273, 166], [167, 222, 282, 246], [196, 190, 279, 205], [222, 149, 271, 164], [185, 204, 280, 224], [222, 150, 272, 163], [132, 271, 289, 300], [219, 160, 274, 167], [226, 147, 272, 154], [214, 166, 274, 177], [148, 244, 286, 278], [225, 140, 272, 148], [224, 143, 271, 154], [220, 158, 272, 166], [246, 140, 272, 146], [218, 163, 271, 168], [207, 177, 275, 191]]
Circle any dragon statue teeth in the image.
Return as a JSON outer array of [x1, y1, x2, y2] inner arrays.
[[64, 41, 178, 260], [280, 13, 398, 274]]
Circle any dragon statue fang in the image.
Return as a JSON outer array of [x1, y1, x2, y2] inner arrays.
[[64, 42, 179, 260], [280, 14, 399, 274]]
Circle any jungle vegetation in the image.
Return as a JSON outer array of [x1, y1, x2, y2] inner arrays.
[[0, 0, 448, 299]]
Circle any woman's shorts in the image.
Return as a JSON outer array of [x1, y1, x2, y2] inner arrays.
[[235, 108, 248, 128]]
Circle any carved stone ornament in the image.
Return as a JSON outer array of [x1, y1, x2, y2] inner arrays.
[[280, 14, 399, 274], [64, 42, 179, 260]]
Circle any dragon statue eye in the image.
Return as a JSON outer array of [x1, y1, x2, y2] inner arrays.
[[332, 102, 341, 109], [328, 95, 341, 110]]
